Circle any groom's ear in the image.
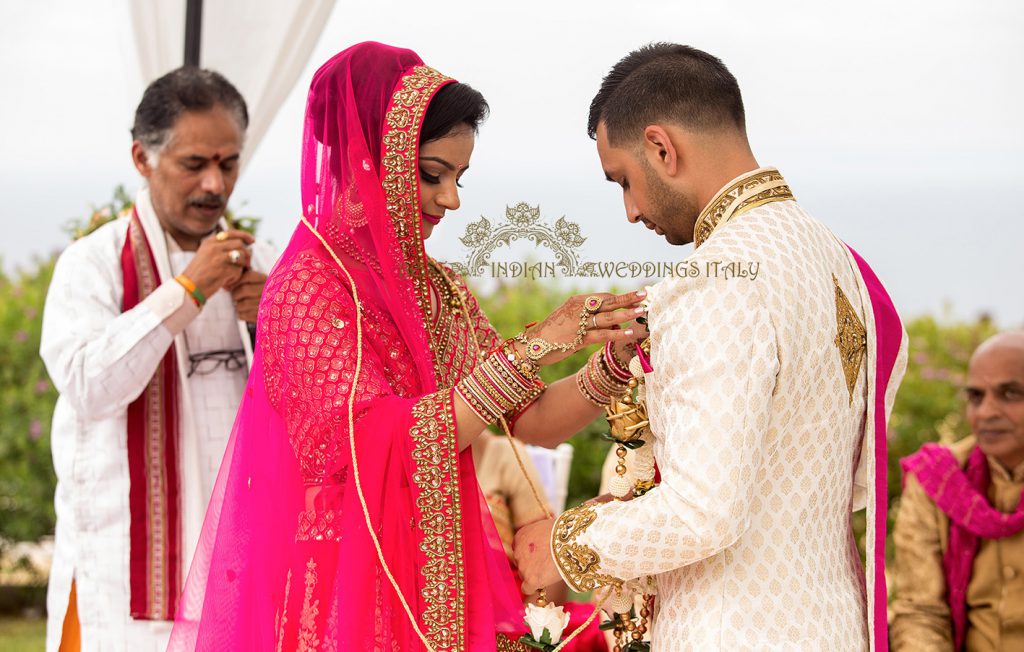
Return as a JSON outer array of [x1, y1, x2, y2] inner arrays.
[[642, 125, 679, 177]]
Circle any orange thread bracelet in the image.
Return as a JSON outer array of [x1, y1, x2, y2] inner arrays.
[[174, 274, 206, 307]]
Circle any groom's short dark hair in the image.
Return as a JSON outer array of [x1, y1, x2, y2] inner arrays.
[[588, 43, 746, 145]]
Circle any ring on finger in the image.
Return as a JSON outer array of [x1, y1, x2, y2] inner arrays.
[[584, 295, 603, 313], [592, 315, 598, 330], [229, 249, 241, 265]]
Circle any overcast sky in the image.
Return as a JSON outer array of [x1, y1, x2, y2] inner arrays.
[[1, 0, 1021, 324]]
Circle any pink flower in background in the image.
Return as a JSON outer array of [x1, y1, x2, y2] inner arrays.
[[14, 330, 28, 343], [35, 379, 49, 394], [24, 307, 38, 319], [30, 420, 43, 441]]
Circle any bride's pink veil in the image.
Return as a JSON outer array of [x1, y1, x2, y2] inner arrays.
[[169, 41, 524, 650]]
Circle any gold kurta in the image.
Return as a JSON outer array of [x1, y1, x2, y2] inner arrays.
[[473, 432, 550, 559], [892, 436, 1024, 651]]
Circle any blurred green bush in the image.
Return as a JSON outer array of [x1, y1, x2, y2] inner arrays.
[[0, 257, 59, 551]]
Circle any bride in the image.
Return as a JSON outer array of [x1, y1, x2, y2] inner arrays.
[[169, 41, 644, 650]]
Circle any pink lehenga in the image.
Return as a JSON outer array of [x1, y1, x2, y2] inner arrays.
[[169, 42, 526, 651]]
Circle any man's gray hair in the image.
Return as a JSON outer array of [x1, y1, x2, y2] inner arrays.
[[132, 66, 248, 156]]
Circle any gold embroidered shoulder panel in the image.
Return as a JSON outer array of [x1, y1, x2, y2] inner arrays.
[[693, 167, 795, 249], [551, 503, 624, 593], [832, 274, 867, 405]]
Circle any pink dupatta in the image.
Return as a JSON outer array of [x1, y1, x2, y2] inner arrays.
[[846, 245, 903, 652], [169, 42, 523, 651]]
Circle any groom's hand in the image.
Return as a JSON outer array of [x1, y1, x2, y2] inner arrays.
[[513, 517, 562, 594]]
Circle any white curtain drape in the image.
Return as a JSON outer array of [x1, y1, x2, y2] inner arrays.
[[128, 0, 336, 166]]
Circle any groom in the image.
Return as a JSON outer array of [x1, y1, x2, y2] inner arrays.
[[515, 43, 908, 650]]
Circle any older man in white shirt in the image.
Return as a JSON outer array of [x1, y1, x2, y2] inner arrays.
[[40, 67, 275, 652]]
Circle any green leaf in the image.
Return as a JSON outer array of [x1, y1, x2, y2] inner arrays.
[[539, 628, 553, 645], [517, 634, 553, 651]]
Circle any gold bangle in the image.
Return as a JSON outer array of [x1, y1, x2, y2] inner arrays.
[[576, 366, 608, 407], [501, 339, 539, 379], [457, 350, 545, 423]]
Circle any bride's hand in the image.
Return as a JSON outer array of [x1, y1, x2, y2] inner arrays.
[[512, 290, 646, 366]]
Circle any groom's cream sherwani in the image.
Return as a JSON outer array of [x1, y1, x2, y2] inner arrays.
[[552, 168, 907, 651]]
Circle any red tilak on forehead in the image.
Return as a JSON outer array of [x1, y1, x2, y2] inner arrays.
[[210, 153, 222, 162]]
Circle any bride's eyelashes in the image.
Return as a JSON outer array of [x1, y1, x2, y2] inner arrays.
[[419, 168, 440, 185], [419, 168, 464, 188]]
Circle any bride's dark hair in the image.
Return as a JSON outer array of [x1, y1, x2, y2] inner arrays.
[[421, 82, 489, 144]]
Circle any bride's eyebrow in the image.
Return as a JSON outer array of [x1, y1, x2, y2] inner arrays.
[[420, 156, 469, 172]]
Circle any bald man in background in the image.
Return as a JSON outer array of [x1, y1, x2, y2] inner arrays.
[[893, 331, 1024, 651]]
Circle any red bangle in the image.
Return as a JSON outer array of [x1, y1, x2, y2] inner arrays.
[[603, 341, 632, 382]]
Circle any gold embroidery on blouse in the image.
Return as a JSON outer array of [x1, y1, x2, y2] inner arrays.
[[275, 568, 293, 652], [496, 633, 531, 651], [297, 558, 321, 652], [380, 66, 454, 347], [427, 259, 496, 389], [693, 168, 795, 249], [552, 504, 624, 592], [296, 508, 342, 542], [410, 392, 465, 651], [428, 260, 464, 385], [832, 274, 867, 405]]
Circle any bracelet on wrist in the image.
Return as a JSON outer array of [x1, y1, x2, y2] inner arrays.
[[500, 339, 539, 379], [603, 341, 633, 383], [456, 349, 545, 424], [576, 348, 631, 407], [174, 274, 206, 308]]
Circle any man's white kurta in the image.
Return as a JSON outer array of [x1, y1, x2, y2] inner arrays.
[[553, 169, 907, 651], [40, 189, 276, 652]]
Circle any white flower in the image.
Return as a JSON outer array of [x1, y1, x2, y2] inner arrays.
[[524, 602, 570, 643]]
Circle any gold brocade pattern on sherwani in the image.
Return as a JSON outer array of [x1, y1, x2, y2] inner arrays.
[[693, 168, 795, 249], [552, 504, 624, 592], [379, 65, 454, 360], [832, 274, 867, 405], [410, 392, 465, 652]]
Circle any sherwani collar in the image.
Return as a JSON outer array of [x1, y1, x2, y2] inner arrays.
[[987, 452, 1024, 483], [692, 167, 795, 249]]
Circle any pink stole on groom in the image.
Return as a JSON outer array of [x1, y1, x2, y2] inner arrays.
[[846, 245, 902, 652]]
